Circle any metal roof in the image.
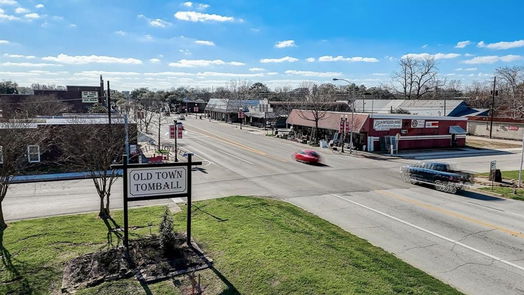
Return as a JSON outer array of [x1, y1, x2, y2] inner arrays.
[[343, 99, 466, 116]]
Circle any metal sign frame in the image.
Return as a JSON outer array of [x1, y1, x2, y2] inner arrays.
[[113, 154, 202, 251]]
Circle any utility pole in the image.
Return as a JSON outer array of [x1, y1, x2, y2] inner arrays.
[[519, 132, 524, 187], [157, 107, 162, 152], [107, 81, 111, 127], [489, 76, 497, 138], [174, 119, 179, 162]]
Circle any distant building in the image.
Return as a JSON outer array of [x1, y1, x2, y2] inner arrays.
[[0, 85, 105, 118], [468, 116, 524, 140]]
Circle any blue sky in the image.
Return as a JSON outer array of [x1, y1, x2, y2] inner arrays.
[[0, 0, 523, 90]]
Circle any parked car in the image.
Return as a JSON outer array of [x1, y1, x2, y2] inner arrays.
[[178, 115, 185, 120], [294, 150, 321, 164], [400, 161, 473, 193], [176, 121, 184, 130]]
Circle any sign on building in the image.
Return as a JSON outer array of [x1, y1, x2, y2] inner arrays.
[[425, 121, 439, 128], [81, 91, 99, 103], [373, 119, 402, 131], [411, 119, 425, 128], [169, 125, 183, 139]]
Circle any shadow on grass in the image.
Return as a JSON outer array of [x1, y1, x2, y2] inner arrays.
[[193, 204, 228, 222], [211, 265, 240, 295], [102, 216, 123, 248], [1, 231, 34, 294]]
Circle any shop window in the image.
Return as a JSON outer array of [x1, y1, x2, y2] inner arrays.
[[27, 145, 40, 163]]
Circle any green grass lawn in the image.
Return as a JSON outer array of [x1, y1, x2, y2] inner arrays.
[[478, 186, 524, 201], [477, 170, 521, 180], [1, 196, 461, 295]]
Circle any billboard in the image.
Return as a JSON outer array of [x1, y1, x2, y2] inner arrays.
[[81, 91, 99, 103]]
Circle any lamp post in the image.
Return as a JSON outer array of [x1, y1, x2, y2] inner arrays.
[[333, 78, 355, 153]]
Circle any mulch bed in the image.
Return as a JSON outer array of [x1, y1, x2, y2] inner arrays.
[[61, 235, 211, 293]]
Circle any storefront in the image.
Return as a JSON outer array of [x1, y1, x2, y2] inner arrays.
[[286, 110, 467, 152]]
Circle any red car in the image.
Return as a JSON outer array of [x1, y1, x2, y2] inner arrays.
[[294, 150, 321, 164]]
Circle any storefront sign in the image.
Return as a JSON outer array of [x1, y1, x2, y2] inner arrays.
[[508, 126, 519, 131], [81, 91, 99, 103], [373, 119, 402, 131], [425, 121, 439, 128], [411, 119, 425, 128]]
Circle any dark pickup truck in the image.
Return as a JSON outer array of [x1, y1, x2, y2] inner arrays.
[[400, 162, 473, 193]]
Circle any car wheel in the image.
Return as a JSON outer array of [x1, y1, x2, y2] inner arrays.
[[435, 180, 444, 191], [446, 183, 457, 194]]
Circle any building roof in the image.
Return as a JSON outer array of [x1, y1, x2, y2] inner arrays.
[[286, 109, 369, 132], [343, 99, 468, 117], [205, 98, 265, 113]]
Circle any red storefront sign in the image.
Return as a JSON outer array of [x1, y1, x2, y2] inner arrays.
[[169, 125, 183, 139]]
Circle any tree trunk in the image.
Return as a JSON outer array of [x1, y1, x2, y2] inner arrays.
[[315, 120, 319, 143], [105, 191, 111, 217], [0, 201, 7, 233], [98, 196, 107, 218]]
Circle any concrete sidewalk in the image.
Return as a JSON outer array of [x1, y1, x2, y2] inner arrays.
[[395, 147, 517, 160], [11, 170, 123, 183]]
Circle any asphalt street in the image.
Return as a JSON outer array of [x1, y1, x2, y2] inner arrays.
[[5, 115, 524, 294]]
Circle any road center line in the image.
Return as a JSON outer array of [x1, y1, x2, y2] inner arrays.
[[375, 189, 524, 238], [187, 125, 289, 163], [333, 194, 524, 273]]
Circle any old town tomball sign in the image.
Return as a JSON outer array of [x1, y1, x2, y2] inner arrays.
[[128, 166, 187, 198]]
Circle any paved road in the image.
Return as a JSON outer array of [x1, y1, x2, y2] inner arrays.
[[5, 115, 524, 294]]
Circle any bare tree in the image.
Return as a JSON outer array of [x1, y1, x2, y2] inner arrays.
[[394, 56, 438, 99], [496, 66, 524, 118], [57, 121, 126, 219], [0, 115, 49, 254], [296, 83, 335, 143]]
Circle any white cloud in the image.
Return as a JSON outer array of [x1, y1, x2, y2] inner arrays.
[[260, 56, 299, 63], [197, 3, 209, 10], [318, 55, 379, 62], [0, 39, 9, 44], [174, 11, 234, 22], [149, 58, 161, 63], [138, 14, 171, 28], [463, 55, 523, 64], [275, 40, 296, 48], [179, 49, 192, 56], [477, 40, 524, 50], [0, 8, 20, 21], [24, 12, 39, 19], [455, 67, 477, 71], [195, 72, 264, 77], [73, 71, 141, 78], [168, 59, 244, 67], [194, 40, 215, 46], [1, 62, 61, 67], [114, 30, 127, 36], [371, 73, 388, 76], [455, 41, 471, 48], [35, 4, 44, 8], [69, 23, 77, 28], [401, 53, 460, 60], [305, 57, 315, 62], [42, 53, 143, 65], [183, 2, 193, 7], [422, 44, 428, 48], [249, 67, 265, 72], [284, 70, 342, 77], [150, 18, 171, 27], [0, 0, 17, 5], [14, 7, 28, 13], [3, 53, 35, 59]]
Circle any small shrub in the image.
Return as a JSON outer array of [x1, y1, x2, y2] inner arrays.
[[159, 207, 176, 254]]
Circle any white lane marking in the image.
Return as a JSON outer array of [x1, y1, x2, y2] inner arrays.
[[333, 194, 524, 273]]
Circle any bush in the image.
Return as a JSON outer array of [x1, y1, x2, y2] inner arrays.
[[159, 207, 176, 253]]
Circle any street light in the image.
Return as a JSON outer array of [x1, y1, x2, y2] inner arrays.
[[333, 78, 355, 153]]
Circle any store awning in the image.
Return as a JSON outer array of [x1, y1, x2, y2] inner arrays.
[[449, 126, 467, 134]]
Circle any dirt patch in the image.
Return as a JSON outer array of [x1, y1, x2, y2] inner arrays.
[[466, 138, 521, 149], [61, 235, 211, 293]]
